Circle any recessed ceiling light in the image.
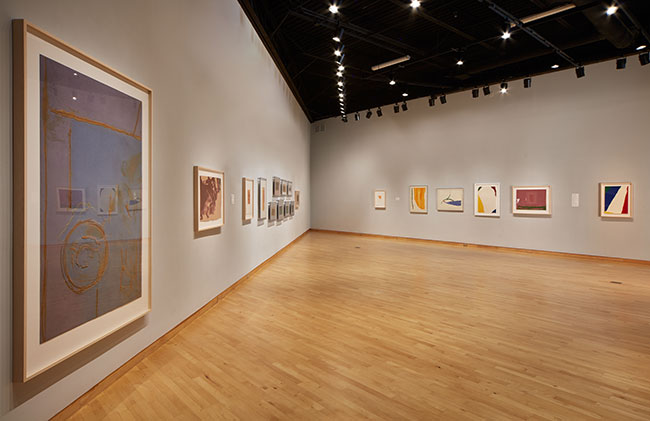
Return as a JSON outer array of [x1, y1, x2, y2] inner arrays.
[[72, 96, 77, 101], [501, 31, 511, 40], [637, 45, 647, 51], [606, 5, 618, 16], [410, 0, 421, 9], [551, 64, 559, 69], [456, 59, 464, 66], [329, 4, 339, 14], [389, 79, 396, 86]]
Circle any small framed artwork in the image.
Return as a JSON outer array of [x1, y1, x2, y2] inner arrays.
[[56, 187, 86, 212], [512, 186, 551, 215], [272, 177, 281, 197], [437, 188, 464, 212], [295, 190, 300, 210], [475, 183, 500, 217], [13, 20, 152, 381], [290, 201, 295, 216], [287, 181, 293, 196], [278, 199, 285, 219], [409, 185, 428, 214], [195, 167, 225, 232], [242, 178, 254, 221], [374, 190, 386, 209], [284, 200, 290, 217], [599, 182, 632, 218], [281, 180, 288, 196], [97, 185, 119, 216], [258, 178, 267, 220], [269, 201, 277, 221]]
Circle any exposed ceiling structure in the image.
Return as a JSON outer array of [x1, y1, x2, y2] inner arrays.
[[238, 0, 650, 122]]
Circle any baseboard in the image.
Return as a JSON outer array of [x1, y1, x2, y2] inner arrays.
[[309, 228, 650, 266], [51, 229, 310, 420]]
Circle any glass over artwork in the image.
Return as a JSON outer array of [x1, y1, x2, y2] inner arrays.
[[39, 56, 144, 343]]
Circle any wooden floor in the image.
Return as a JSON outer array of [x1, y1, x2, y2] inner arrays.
[[68, 231, 650, 420]]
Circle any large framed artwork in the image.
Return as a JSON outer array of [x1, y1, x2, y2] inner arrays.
[[258, 178, 267, 220], [512, 186, 551, 216], [242, 178, 254, 221], [437, 188, 464, 212], [599, 182, 632, 218], [409, 185, 428, 214], [272, 177, 281, 197], [374, 190, 386, 209], [474, 183, 500, 217], [12, 20, 152, 382], [194, 167, 225, 232], [295, 190, 300, 210]]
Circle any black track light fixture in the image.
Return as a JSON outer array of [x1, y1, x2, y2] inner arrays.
[[575, 66, 585, 78], [428, 96, 436, 107], [342, 115, 348, 123], [401, 101, 408, 111], [440, 95, 447, 104], [354, 112, 360, 121], [500, 82, 508, 94], [640, 52, 650, 66], [394, 103, 400, 113], [377, 107, 383, 117], [524, 77, 532, 88], [332, 28, 344, 43], [472, 88, 479, 98], [616, 57, 627, 70], [366, 109, 372, 119], [483, 86, 491, 96]]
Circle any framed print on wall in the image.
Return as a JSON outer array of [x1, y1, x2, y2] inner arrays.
[[437, 188, 463, 212], [374, 190, 386, 209], [269, 201, 277, 221], [242, 178, 254, 221], [258, 178, 267, 220], [195, 167, 225, 232], [272, 177, 281, 197], [295, 190, 300, 210], [287, 181, 293, 197], [281, 180, 288, 196], [512, 186, 551, 215], [599, 182, 632, 218], [475, 183, 500, 217], [13, 20, 152, 382], [409, 185, 428, 214], [278, 199, 285, 219]]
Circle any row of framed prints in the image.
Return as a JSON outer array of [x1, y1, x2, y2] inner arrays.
[[195, 167, 301, 233], [272, 177, 293, 197], [374, 182, 633, 218]]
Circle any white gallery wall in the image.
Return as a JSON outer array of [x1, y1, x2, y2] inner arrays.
[[0, 1, 310, 420], [311, 58, 650, 261]]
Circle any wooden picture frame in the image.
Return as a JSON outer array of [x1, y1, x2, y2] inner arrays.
[[258, 178, 267, 220], [194, 166, 225, 232], [599, 182, 633, 218], [242, 178, 254, 221], [474, 183, 501, 217], [13, 20, 152, 382], [512, 186, 551, 216], [409, 185, 428, 214], [436, 188, 464, 212]]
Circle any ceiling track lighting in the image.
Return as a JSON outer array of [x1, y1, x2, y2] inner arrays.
[[334, 45, 345, 57], [511, 4, 575, 27], [636, 45, 647, 51], [402, 92, 409, 97], [551, 64, 560, 69], [394, 103, 400, 113], [483, 86, 491, 96], [332, 28, 344, 43], [500, 82, 508, 94], [389, 79, 396, 86], [401, 101, 408, 112], [639, 52, 650, 66], [472, 88, 479, 98], [575, 66, 586, 78], [329, 4, 339, 14], [377, 107, 383, 117], [354, 112, 360, 121], [524, 77, 532, 88], [338, 65, 345, 71], [616, 57, 627, 70], [606, 5, 618, 16], [456, 59, 464, 66], [410, 0, 421, 9], [440, 95, 447, 104], [371, 55, 411, 72], [428, 96, 436, 107], [501, 31, 511, 40], [366, 110, 372, 119]]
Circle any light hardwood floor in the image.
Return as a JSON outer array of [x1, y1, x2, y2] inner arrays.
[[66, 231, 650, 420]]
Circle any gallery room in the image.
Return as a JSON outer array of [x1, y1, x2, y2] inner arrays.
[[1, 0, 649, 419]]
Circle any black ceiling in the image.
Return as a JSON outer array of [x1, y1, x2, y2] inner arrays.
[[239, 0, 650, 122]]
